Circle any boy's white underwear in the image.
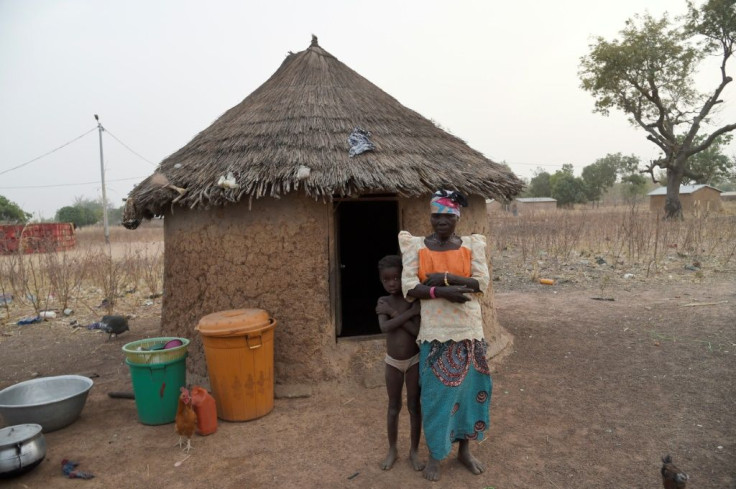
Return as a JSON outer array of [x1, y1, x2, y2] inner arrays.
[[384, 353, 419, 373]]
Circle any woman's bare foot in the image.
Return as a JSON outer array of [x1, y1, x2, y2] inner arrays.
[[381, 446, 398, 470], [423, 456, 441, 481], [458, 440, 484, 474], [409, 449, 425, 471]]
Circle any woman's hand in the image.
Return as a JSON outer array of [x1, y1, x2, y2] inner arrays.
[[437, 285, 474, 303], [423, 273, 446, 286]]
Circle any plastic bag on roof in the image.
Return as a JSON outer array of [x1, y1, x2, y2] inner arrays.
[[347, 127, 375, 157]]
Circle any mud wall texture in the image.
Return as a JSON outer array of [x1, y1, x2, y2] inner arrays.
[[162, 194, 332, 385], [161, 193, 511, 387]]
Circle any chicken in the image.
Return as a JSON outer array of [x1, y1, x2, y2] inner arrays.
[[175, 387, 197, 453], [100, 315, 129, 340], [661, 455, 688, 489]]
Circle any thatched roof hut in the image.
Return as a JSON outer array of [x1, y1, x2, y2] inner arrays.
[[124, 36, 523, 387], [124, 36, 520, 223]]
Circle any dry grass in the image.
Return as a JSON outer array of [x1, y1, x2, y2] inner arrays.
[[74, 221, 163, 246], [490, 203, 736, 278], [0, 224, 164, 320]]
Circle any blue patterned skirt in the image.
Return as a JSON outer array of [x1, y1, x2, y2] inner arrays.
[[419, 339, 492, 460]]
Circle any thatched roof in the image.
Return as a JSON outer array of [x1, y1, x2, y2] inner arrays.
[[123, 36, 523, 228]]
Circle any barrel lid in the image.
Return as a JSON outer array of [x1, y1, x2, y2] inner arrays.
[[196, 309, 272, 337], [0, 424, 43, 448]]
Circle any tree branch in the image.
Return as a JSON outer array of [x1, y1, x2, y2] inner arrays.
[[646, 134, 669, 153], [642, 158, 663, 183], [622, 79, 676, 151], [684, 55, 733, 145], [642, 75, 676, 140], [686, 122, 736, 156]]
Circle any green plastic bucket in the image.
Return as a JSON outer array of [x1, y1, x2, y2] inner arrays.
[[125, 354, 187, 425]]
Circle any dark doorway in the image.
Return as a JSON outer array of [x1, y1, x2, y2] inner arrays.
[[336, 198, 399, 338]]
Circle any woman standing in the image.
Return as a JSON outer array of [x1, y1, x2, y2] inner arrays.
[[399, 190, 492, 482]]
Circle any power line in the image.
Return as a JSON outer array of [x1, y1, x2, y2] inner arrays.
[[104, 128, 157, 166], [508, 161, 566, 167], [1, 124, 157, 179], [0, 176, 146, 190], [0, 127, 97, 176]]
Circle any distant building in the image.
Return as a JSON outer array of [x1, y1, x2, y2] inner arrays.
[[0, 222, 75, 255], [647, 184, 722, 215], [513, 197, 557, 214], [721, 191, 736, 202], [486, 197, 556, 215]]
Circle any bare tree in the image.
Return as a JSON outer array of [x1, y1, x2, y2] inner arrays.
[[579, 0, 736, 219]]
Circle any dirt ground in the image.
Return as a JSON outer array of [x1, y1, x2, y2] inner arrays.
[[1, 269, 734, 488]]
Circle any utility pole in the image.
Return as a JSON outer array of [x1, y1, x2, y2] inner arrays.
[[94, 114, 110, 244]]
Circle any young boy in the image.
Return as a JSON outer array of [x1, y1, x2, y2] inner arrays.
[[375, 255, 424, 471]]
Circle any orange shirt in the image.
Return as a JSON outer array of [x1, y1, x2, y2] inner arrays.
[[417, 247, 472, 283]]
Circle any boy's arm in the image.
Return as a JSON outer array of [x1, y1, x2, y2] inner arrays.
[[377, 299, 420, 334], [400, 314, 420, 337]]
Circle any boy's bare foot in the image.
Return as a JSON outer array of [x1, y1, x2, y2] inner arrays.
[[381, 447, 398, 470], [409, 449, 425, 471], [423, 456, 441, 481], [458, 440, 484, 475]]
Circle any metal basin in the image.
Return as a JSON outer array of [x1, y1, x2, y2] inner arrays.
[[0, 375, 93, 432]]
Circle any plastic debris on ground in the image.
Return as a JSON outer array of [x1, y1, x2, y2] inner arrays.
[[347, 127, 375, 157], [61, 459, 94, 479], [17, 316, 42, 325], [0, 293, 12, 305], [87, 322, 103, 330]]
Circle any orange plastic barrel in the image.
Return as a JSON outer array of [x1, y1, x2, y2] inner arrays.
[[195, 309, 276, 421], [190, 386, 218, 435]]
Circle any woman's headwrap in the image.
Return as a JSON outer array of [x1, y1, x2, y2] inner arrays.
[[430, 190, 468, 216]]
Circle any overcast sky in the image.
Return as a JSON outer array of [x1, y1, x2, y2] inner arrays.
[[1, 0, 734, 219]]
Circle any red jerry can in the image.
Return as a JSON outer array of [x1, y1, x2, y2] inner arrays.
[[191, 386, 218, 435]]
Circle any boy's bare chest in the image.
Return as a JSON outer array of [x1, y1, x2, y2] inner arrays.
[[385, 295, 412, 312]]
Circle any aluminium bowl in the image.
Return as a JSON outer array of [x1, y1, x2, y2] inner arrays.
[[0, 375, 93, 432]]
